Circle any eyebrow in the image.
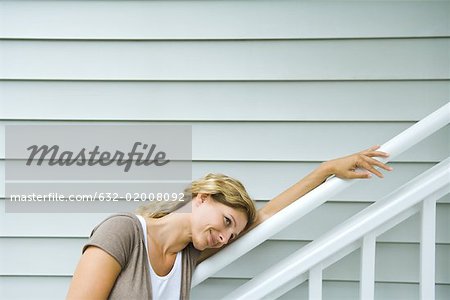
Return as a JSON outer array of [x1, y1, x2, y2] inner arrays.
[[230, 214, 237, 229]]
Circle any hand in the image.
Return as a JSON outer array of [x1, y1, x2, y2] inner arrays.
[[322, 145, 393, 179]]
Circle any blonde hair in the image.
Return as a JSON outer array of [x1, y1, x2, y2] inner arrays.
[[135, 173, 257, 230]]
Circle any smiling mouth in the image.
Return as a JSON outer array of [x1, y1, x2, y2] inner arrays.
[[208, 229, 219, 248], [208, 229, 213, 247]]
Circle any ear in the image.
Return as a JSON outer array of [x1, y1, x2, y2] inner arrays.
[[199, 193, 209, 203], [193, 193, 209, 207]]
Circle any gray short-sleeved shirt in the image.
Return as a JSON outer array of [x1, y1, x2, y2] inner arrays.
[[82, 212, 200, 300]]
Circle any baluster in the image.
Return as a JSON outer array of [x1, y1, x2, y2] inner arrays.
[[360, 233, 376, 300], [420, 198, 436, 300], [309, 265, 322, 300]]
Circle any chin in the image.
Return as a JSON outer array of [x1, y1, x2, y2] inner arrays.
[[192, 237, 207, 251], [193, 243, 208, 251]]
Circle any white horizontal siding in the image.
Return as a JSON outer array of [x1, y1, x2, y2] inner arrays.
[[0, 122, 448, 162], [1, 0, 449, 299], [1, 238, 449, 285], [1, 200, 449, 243], [0, 277, 448, 300], [3, 161, 450, 202], [0, 276, 72, 300], [0, 81, 448, 121], [0, 0, 448, 39], [2, 39, 449, 80]]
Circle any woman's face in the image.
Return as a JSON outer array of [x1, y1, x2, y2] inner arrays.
[[191, 193, 248, 251]]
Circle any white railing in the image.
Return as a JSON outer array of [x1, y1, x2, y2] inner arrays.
[[222, 157, 450, 300], [192, 102, 450, 288]]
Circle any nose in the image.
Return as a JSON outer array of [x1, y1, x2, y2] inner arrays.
[[218, 229, 233, 245]]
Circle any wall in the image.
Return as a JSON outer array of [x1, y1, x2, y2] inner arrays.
[[0, 1, 449, 299]]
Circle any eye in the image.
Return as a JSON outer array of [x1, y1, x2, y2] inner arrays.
[[224, 216, 232, 226]]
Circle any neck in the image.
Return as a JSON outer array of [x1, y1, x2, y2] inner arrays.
[[145, 213, 192, 255]]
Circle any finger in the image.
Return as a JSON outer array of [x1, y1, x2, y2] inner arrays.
[[363, 156, 393, 171], [358, 159, 384, 178], [360, 145, 381, 155], [364, 145, 380, 152], [346, 170, 372, 179], [365, 151, 390, 158]]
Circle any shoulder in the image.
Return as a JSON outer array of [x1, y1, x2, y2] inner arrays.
[[82, 212, 143, 269], [87, 212, 141, 238]]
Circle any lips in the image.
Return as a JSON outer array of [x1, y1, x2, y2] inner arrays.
[[208, 230, 218, 248], [207, 230, 213, 248]]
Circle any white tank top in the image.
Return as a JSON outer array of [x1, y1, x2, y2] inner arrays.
[[136, 215, 182, 300]]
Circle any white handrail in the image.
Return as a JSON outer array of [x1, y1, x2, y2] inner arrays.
[[192, 102, 450, 287], [263, 203, 423, 300], [222, 157, 450, 299]]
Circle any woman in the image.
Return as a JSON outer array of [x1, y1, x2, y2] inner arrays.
[[66, 145, 392, 300]]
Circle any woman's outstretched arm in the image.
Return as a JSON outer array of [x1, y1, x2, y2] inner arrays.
[[250, 145, 392, 229], [198, 145, 392, 262]]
